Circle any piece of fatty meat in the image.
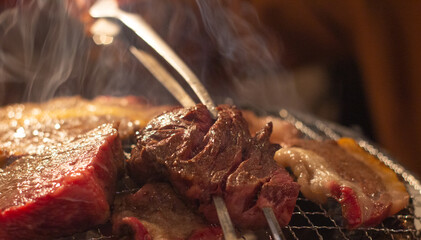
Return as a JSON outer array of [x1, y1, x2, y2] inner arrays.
[[275, 138, 409, 228]]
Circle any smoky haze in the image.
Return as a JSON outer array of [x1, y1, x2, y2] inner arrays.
[[0, 1, 89, 103], [196, 0, 302, 111], [0, 0, 302, 112]]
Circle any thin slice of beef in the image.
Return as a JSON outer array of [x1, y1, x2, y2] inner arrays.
[[112, 183, 223, 240], [0, 123, 123, 240], [128, 104, 299, 229]]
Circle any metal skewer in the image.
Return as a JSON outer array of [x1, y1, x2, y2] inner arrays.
[[90, 19, 237, 240], [213, 195, 239, 239], [90, 1, 283, 239], [131, 51, 285, 240], [263, 207, 286, 240], [130, 45, 237, 239], [90, 18, 236, 240], [131, 45, 284, 240], [129, 47, 195, 108], [89, 0, 217, 117]]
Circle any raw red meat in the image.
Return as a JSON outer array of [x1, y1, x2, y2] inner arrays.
[[0, 123, 123, 239]]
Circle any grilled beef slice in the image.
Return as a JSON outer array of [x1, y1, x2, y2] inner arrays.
[[0, 123, 123, 240], [112, 183, 223, 240], [128, 104, 299, 229]]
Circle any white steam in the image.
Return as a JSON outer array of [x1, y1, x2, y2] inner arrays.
[[0, 1, 89, 103], [196, 0, 302, 111], [0, 0, 303, 111]]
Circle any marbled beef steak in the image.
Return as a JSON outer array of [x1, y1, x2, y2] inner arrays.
[[0, 123, 123, 239]]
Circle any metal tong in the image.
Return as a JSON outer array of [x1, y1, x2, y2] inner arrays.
[[89, 1, 285, 239]]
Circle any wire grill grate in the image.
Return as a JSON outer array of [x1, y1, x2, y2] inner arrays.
[[64, 109, 421, 240], [282, 196, 420, 240]]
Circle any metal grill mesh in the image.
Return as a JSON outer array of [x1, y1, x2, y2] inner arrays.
[[65, 109, 421, 240], [283, 196, 420, 240]]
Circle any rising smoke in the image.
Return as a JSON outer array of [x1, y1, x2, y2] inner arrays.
[[0, 0, 302, 111], [0, 1, 89, 103], [196, 0, 302, 111]]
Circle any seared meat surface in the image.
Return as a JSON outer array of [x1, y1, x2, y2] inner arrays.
[[112, 183, 223, 240], [0, 96, 170, 162], [128, 104, 299, 229], [275, 138, 409, 228], [0, 123, 123, 240]]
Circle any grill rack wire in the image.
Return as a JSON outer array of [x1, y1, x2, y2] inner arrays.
[[64, 109, 421, 240]]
